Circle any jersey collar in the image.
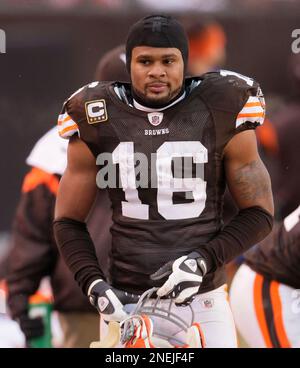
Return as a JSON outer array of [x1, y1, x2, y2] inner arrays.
[[132, 92, 186, 112]]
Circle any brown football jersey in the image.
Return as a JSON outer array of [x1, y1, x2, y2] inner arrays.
[[245, 205, 300, 288], [58, 71, 265, 294]]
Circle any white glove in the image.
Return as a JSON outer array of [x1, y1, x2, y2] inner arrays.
[[151, 252, 207, 306], [88, 279, 139, 322]]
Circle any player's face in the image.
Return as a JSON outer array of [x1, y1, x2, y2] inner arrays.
[[130, 46, 184, 106]]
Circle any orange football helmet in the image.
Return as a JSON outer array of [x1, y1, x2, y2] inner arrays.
[[120, 287, 205, 348]]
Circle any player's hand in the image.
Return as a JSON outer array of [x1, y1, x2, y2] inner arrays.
[[88, 279, 139, 322], [150, 252, 207, 306], [18, 314, 44, 340]]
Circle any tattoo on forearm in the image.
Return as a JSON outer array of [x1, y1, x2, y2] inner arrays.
[[232, 160, 272, 202]]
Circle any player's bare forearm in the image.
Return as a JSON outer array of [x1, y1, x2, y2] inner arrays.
[[228, 158, 273, 212], [54, 135, 98, 221], [224, 130, 274, 215]]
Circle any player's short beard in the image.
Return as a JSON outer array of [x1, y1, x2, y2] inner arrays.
[[132, 84, 183, 109]]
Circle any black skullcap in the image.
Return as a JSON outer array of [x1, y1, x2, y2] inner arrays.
[[125, 15, 189, 73]]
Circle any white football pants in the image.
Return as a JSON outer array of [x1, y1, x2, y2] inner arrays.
[[230, 264, 300, 348], [100, 284, 237, 348]]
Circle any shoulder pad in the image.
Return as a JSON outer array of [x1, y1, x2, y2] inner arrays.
[[199, 69, 263, 115], [57, 81, 108, 139], [217, 70, 265, 128]]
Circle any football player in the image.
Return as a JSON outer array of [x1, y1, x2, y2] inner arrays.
[[53, 15, 274, 348], [230, 205, 300, 348]]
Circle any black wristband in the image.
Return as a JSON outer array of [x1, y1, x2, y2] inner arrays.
[[53, 217, 105, 295], [196, 206, 273, 273]]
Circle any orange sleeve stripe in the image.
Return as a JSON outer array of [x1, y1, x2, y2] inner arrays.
[[58, 115, 71, 126], [22, 167, 59, 195], [59, 123, 78, 136], [254, 274, 273, 348], [237, 112, 265, 118], [270, 281, 291, 348], [245, 102, 263, 107]]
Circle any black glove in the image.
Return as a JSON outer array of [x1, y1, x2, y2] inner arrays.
[[151, 252, 207, 306], [88, 279, 140, 322], [18, 314, 44, 340]]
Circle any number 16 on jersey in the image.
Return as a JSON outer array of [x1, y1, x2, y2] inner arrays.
[[98, 141, 208, 220]]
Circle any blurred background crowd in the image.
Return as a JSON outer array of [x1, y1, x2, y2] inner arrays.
[[0, 0, 300, 348]]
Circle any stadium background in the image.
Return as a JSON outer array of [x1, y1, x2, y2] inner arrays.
[[0, 0, 299, 347]]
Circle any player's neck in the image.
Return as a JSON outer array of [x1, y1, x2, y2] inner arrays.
[[133, 91, 186, 112], [131, 82, 186, 111]]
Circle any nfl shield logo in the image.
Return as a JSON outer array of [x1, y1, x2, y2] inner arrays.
[[147, 112, 163, 126], [202, 299, 214, 309]]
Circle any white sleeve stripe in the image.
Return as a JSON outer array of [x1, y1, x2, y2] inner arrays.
[[58, 112, 68, 122], [58, 124, 79, 139], [57, 111, 79, 139], [246, 96, 262, 103], [58, 122, 78, 133], [239, 96, 264, 111], [235, 96, 265, 128], [58, 118, 77, 131], [58, 112, 74, 126], [239, 106, 264, 115]]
